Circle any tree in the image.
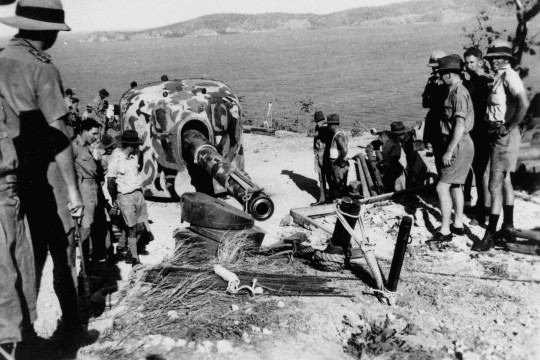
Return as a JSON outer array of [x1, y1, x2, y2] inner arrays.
[[464, 0, 540, 77]]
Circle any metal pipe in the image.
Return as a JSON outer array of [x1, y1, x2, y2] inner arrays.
[[182, 129, 274, 221], [387, 216, 412, 291]]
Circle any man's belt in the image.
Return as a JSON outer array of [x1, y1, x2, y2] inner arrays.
[[486, 121, 504, 130], [0, 173, 16, 184], [119, 188, 142, 196]]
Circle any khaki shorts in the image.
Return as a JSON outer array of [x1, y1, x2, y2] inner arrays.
[[440, 133, 474, 185], [490, 127, 521, 173], [117, 190, 148, 228]]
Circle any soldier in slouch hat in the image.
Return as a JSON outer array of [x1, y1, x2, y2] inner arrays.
[[0, 0, 86, 355]]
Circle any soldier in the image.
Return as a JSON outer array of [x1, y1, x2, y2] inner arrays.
[[107, 130, 150, 266], [0, 0, 85, 354], [92, 88, 109, 121], [428, 55, 475, 243], [72, 119, 102, 270], [473, 40, 529, 251], [462, 47, 493, 226], [0, 94, 36, 360], [324, 114, 349, 202], [311, 110, 328, 206], [379, 122, 410, 192], [82, 104, 101, 123], [422, 50, 449, 173]]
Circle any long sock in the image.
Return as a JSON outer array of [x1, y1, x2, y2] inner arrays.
[[503, 205, 514, 228], [127, 237, 138, 259], [487, 214, 500, 233]]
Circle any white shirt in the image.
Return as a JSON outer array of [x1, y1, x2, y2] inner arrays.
[[106, 148, 143, 194]]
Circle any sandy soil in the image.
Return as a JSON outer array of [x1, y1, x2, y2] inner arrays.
[[33, 131, 540, 359]]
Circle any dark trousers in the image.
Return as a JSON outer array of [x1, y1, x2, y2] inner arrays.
[[19, 182, 79, 330], [325, 159, 349, 201]]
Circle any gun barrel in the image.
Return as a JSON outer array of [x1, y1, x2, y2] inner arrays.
[[182, 129, 274, 221]]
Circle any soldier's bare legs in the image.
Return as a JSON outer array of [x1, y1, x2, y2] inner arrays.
[[436, 181, 453, 235], [450, 184, 464, 229]]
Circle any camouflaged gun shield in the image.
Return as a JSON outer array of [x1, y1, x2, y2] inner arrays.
[[119, 79, 244, 198]]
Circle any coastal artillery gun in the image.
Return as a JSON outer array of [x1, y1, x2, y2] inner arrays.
[[119, 79, 274, 221]]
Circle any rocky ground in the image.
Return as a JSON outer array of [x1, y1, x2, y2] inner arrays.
[[33, 131, 540, 359]]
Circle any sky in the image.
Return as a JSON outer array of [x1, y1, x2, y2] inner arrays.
[[0, 0, 411, 35]]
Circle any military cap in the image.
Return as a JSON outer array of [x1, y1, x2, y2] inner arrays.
[[484, 39, 514, 59], [313, 111, 325, 122], [327, 114, 340, 125], [0, 0, 70, 31]]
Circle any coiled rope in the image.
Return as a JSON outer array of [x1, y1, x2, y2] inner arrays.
[[214, 264, 263, 295], [312, 251, 345, 271]]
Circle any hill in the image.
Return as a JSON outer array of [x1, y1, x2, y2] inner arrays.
[[86, 0, 514, 42]]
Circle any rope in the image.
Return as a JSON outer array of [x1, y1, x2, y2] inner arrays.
[[0, 343, 16, 360], [312, 251, 345, 272], [214, 264, 263, 295]]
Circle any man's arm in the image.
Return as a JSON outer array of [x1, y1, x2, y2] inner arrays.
[[442, 117, 465, 167], [335, 134, 348, 164], [49, 118, 83, 217], [504, 92, 529, 132]]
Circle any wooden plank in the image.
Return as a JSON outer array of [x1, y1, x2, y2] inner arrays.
[[506, 241, 540, 256], [509, 229, 540, 241], [188, 225, 265, 248], [359, 154, 378, 196], [243, 125, 276, 135], [290, 209, 334, 235], [180, 192, 254, 230]]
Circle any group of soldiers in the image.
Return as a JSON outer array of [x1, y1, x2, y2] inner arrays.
[[0, 1, 152, 358], [312, 112, 349, 205], [311, 39, 536, 255], [64, 87, 122, 138], [421, 40, 531, 250]]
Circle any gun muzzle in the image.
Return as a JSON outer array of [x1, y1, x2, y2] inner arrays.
[[182, 129, 274, 221]]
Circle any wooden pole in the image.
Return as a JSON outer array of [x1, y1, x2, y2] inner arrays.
[[355, 156, 371, 199], [509, 228, 540, 241], [359, 154, 377, 196], [387, 216, 412, 291]]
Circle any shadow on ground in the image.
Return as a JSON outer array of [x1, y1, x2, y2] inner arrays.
[[281, 170, 320, 200]]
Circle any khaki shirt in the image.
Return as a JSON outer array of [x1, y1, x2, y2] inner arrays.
[[441, 81, 474, 136], [72, 136, 98, 180], [0, 38, 68, 125], [485, 64, 526, 123], [106, 148, 143, 194]]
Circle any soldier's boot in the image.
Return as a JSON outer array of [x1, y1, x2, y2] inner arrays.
[[494, 223, 517, 247], [472, 230, 497, 252], [136, 223, 149, 256]]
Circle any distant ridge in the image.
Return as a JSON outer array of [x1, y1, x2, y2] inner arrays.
[[86, 0, 514, 42]]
